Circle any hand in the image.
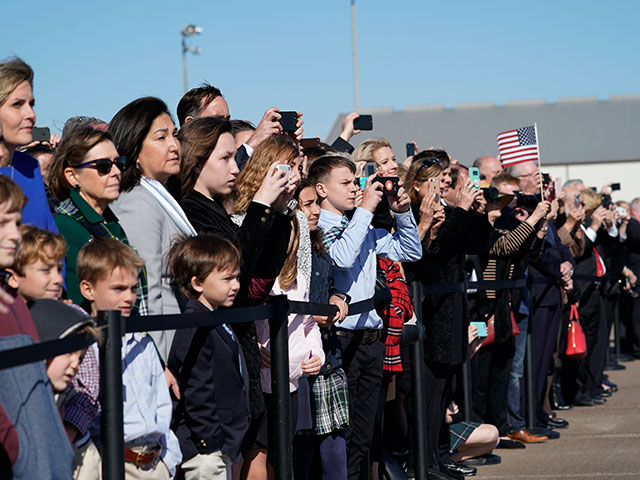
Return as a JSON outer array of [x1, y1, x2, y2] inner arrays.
[[402, 141, 418, 170], [603, 207, 614, 229], [600, 182, 613, 196], [339, 112, 361, 142], [418, 191, 437, 235], [0, 287, 15, 314], [472, 191, 486, 213], [387, 183, 410, 213], [546, 199, 559, 221], [560, 260, 573, 283], [590, 206, 607, 231], [623, 267, 637, 288], [253, 162, 289, 207], [165, 367, 180, 400], [329, 294, 348, 323], [456, 181, 477, 211], [526, 200, 551, 226], [259, 345, 271, 369], [354, 189, 364, 209], [430, 208, 445, 240], [565, 205, 585, 228], [562, 278, 573, 292], [246, 107, 283, 149], [301, 354, 323, 375], [292, 112, 304, 142], [360, 174, 384, 213]]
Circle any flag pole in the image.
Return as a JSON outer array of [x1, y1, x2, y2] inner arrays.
[[535, 122, 545, 201]]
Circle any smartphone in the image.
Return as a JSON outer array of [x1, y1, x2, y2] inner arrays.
[[542, 173, 551, 186], [373, 177, 399, 196], [353, 114, 373, 131], [300, 138, 320, 149], [278, 111, 298, 132], [406, 143, 414, 158], [32, 126, 50, 143], [469, 167, 480, 190], [574, 193, 581, 209], [276, 164, 291, 188], [611, 183, 621, 191], [602, 195, 612, 209], [470, 321, 488, 338]]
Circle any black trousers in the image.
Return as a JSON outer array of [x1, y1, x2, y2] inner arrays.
[[531, 303, 561, 425], [471, 339, 514, 436], [631, 295, 640, 357], [577, 293, 608, 396], [339, 337, 385, 480], [424, 361, 457, 468]]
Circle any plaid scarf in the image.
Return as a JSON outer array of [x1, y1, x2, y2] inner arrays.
[[322, 215, 350, 250], [56, 197, 149, 316]]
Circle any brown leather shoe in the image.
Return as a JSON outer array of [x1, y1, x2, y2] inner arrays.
[[507, 429, 548, 443]]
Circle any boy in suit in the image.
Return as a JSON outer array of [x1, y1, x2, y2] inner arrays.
[[167, 233, 249, 480]]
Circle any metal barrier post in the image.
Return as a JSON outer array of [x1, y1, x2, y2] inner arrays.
[[410, 282, 428, 480], [99, 310, 125, 480], [614, 295, 621, 360], [524, 314, 536, 430], [461, 358, 472, 422], [269, 295, 292, 480]]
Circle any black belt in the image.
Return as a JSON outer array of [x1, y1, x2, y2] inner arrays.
[[335, 328, 381, 345]]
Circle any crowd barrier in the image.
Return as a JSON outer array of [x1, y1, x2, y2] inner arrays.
[[0, 272, 626, 480]]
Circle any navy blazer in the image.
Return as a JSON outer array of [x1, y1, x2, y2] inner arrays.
[[168, 299, 250, 463]]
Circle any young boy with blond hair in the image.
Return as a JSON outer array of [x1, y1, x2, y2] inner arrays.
[[7, 225, 65, 301], [77, 237, 182, 479]]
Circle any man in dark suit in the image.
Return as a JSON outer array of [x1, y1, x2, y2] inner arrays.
[[624, 198, 640, 356]]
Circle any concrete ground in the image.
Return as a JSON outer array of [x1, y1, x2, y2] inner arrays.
[[476, 359, 640, 479]]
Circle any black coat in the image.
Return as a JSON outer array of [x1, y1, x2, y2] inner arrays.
[[168, 299, 250, 463], [404, 205, 492, 365], [627, 218, 640, 293], [180, 192, 292, 417]]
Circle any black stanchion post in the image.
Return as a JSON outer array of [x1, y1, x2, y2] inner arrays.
[[461, 358, 472, 422], [409, 282, 428, 480], [269, 295, 292, 480], [614, 295, 621, 360], [524, 314, 536, 430], [99, 310, 125, 480]]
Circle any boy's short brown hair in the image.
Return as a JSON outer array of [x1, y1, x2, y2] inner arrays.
[[168, 233, 241, 299], [307, 153, 356, 187], [0, 175, 27, 214], [77, 238, 144, 285], [12, 225, 66, 276]]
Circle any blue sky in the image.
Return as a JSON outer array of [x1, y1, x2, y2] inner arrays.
[[2, 0, 639, 140]]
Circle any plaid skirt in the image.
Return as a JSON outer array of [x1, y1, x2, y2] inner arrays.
[[309, 368, 350, 435], [449, 421, 481, 453]]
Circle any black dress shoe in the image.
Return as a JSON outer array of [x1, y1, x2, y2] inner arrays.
[[617, 353, 635, 362], [591, 394, 606, 405], [442, 461, 477, 477], [461, 453, 501, 466], [497, 439, 526, 449], [574, 393, 594, 406], [428, 467, 462, 480], [603, 379, 618, 392], [597, 389, 612, 398], [546, 418, 569, 429], [604, 362, 626, 371], [528, 426, 560, 439]]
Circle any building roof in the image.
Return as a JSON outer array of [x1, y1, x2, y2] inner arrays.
[[325, 95, 640, 166]]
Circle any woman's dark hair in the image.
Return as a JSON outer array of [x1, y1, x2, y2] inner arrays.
[[295, 178, 326, 255], [108, 96, 172, 192], [177, 116, 233, 197], [47, 126, 114, 201]]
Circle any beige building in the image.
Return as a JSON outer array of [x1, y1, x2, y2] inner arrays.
[[326, 95, 640, 202]]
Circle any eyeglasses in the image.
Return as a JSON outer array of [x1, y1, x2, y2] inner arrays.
[[75, 156, 127, 175]]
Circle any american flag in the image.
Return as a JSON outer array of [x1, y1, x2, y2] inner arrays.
[[496, 125, 539, 167]]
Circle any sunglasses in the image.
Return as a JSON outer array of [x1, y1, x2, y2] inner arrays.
[[75, 156, 127, 175], [420, 157, 441, 169]]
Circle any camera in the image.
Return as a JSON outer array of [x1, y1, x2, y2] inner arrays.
[[515, 191, 542, 209], [373, 177, 399, 196]]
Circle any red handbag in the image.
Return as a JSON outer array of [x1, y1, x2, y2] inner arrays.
[[565, 304, 587, 359], [481, 312, 520, 347]]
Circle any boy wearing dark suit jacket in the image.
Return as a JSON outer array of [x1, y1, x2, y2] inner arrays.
[[168, 233, 249, 479]]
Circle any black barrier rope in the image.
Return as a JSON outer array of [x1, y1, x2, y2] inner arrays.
[[0, 332, 95, 370]]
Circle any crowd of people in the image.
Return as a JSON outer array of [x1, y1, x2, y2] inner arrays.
[[0, 55, 638, 480]]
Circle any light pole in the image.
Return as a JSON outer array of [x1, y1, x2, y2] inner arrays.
[[181, 24, 203, 93], [351, 0, 360, 110]]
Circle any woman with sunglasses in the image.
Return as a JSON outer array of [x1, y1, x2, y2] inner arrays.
[[109, 96, 196, 361], [47, 125, 139, 307], [0, 57, 58, 232]]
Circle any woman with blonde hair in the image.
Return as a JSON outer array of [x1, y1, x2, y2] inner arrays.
[[352, 137, 398, 177], [0, 57, 57, 232]]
